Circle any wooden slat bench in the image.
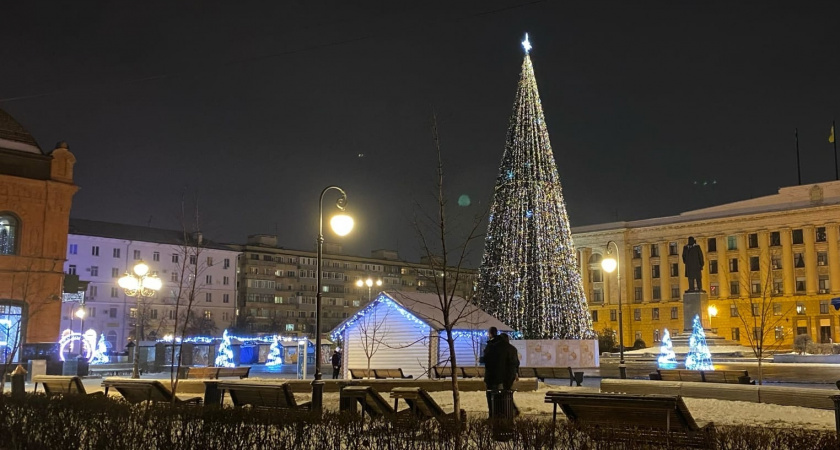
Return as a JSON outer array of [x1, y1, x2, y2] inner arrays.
[[391, 387, 466, 427], [655, 369, 753, 384], [521, 367, 583, 386], [218, 382, 310, 410], [33, 375, 103, 397], [349, 368, 375, 379], [374, 368, 413, 379], [103, 379, 202, 405], [341, 385, 405, 421], [433, 366, 456, 379], [88, 363, 133, 377], [545, 391, 714, 448], [185, 367, 220, 379], [217, 366, 251, 379], [460, 366, 485, 379]]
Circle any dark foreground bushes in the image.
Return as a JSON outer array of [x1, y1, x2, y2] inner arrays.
[[0, 394, 836, 450]]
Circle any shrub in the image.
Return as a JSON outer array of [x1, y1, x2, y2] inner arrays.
[[793, 334, 812, 354], [598, 328, 617, 353], [632, 338, 647, 350]]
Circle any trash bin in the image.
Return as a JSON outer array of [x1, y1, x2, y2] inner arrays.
[[27, 360, 47, 382], [489, 389, 515, 441]]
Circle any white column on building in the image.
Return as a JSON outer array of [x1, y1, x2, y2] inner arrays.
[[828, 224, 840, 294], [804, 225, 818, 295], [781, 227, 794, 296]]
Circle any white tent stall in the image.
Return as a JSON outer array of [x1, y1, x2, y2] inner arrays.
[[330, 290, 512, 379]]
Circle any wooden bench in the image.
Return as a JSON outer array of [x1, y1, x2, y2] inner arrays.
[[349, 368, 375, 379], [374, 368, 413, 379], [217, 366, 251, 379], [218, 382, 310, 410], [88, 363, 134, 377], [33, 375, 104, 397], [391, 387, 466, 427], [654, 370, 753, 385], [340, 385, 405, 421], [103, 379, 202, 405], [521, 367, 583, 386], [185, 367, 220, 379], [545, 391, 714, 448], [433, 366, 456, 379], [460, 366, 485, 379]]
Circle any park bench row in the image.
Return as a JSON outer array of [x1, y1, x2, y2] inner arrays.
[[650, 369, 754, 384], [432, 366, 584, 386], [349, 368, 413, 379]]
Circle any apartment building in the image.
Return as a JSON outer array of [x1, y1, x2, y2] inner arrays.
[[572, 181, 840, 350], [235, 235, 477, 335], [62, 219, 239, 350]]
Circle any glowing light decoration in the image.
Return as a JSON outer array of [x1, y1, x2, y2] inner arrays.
[[657, 329, 677, 369], [265, 335, 283, 366], [58, 332, 96, 362], [214, 329, 235, 368], [90, 333, 110, 365], [331, 294, 430, 342], [685, 315, 714, 371], [475, 36, 594, 340]]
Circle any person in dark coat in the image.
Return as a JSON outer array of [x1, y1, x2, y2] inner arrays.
[[498, 333, 520, 390], [331, 349, 342, 379], [682, 236, 705, 292], [483, 327, 503, 416]]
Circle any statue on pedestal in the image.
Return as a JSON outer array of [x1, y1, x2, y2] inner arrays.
[[682, 236, 705, 292]]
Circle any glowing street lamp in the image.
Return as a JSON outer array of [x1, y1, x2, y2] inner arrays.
[[356, 277, 382, 302], [118, 260, 162, 378], [601, 241, 626, 379], [314, 186, 354, 412], [708, 304, 718, 330], [74, 306, 86, 353]]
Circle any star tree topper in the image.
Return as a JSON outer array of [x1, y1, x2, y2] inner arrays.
[[522, 33, 532, 54]]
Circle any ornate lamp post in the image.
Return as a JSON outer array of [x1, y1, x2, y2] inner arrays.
[[356, 277, 382, 302], [118, 260, 162, 378], [314, 186, 354, 412], [601, 241, 626, 379]]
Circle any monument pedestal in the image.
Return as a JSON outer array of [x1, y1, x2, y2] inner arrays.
[[683, 291, 709, 332]]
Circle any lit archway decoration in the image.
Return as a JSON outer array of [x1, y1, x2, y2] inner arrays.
[[58, 331, 96, 362]]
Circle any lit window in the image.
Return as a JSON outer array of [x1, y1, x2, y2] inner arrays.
[[0, 214, 19, 255]]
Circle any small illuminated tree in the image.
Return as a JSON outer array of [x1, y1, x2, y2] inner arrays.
[[90, 334, 110, 365], [657, 329, 676, 369], [266, 336, 282, 366], [685, 315, 714, 371], [214, 329, 235, 368]]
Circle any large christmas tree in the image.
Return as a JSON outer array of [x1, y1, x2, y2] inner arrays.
[[476, 35, 594, 340]]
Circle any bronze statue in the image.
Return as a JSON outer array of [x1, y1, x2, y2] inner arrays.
[[682, 236, 704, 292]]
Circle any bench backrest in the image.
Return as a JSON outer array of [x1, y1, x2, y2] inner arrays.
[[217, 366, 251, 379], [391, 387, 445, 419], [433, 366, 455, 379], [349, 368, 374, 379], [222, 383, 292, 408], [342, 386, 394, 418], [518, 367, 537, 378], [109, 380, 174, 404], [34, 376, 86, 395], [659, 370, 704, 382], [187, 367, 220, 379], [460, 367, 485, 378], [545, 392, 700, 432]]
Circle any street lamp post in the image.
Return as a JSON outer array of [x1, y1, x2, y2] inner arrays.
[[314, 186, 354, 412], [74, 306, 86, 354], [118, 261, 162, 378], [356, 277, 382, 302], [601, 240, 626, 379]]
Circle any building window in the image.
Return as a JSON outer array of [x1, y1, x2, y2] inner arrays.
[[669, 242, 678, 256], [821, 300, 830, 314], [773, 303, 781, 315], [708, 260, 718, 274], [205, 275, 212, 284], [729, 258, 739, 273], [775, 326, 784, 340], [591, 268, 603, 282], [69, 244, 78, 255], [652, 286, 661, 300], [633, 266, 642, 280], [654, 329, 660, 342], [818, 252, 828, 266], [223, 294, 230, 304], [223, 276, 229, 285], [151, 309, 158, 320], [796, 278, 806, 293], [592, 288, 603, 303], [90, 266, 99, 277], [792, 229, 804, 245], [113, 248, 121, 258], [748, 233, 758, 249], [729, 281, 740, 296], [709, 283, 718, 297], [731, 328, 740, 341], [110, 308, 117, 318], [730, 304, 739, 317], [751, 281, 761, 295], [111, 267, 119, 278], [205, 293, 212, 302], [727, 236, 737, 251], [610, 309, 617, 321], [794, 253, 805, 268], [816, 227, 827, 242], [708, 238, 717, 253], [172, 254, 179, 263], [111, 287, 119, 298], [189, 255, 197, 265], [129, 308, 137, 319], [150, 251, 158, 262], [652, 308, 660, 320], [170, 272, 178, 282], [133, 250, 141, 260], [671, 285, 680, 299], [634, 287, 643, 302], [206, 257, 214, 266], [68, 265, 77, 275], [749, 256, 760, 272], [771, 278, 781, 295], [770, 231, 781, 247], [632, 246, 641, 259], [224, 258, 230, 269], [591, 310, 598, 322], [204, 310, 212, 320], [670, 307, 679, 319], [796, 302, 806, 314], [650, 244, 659, 257], [285, 324, 295, 331], [819, 275, 830, 293], [634, 309, 641, 321], [0, 214, 19, 255], [652, 265, 660, 278], [751, 304, 760, 316], [670, 263, 679, 277]]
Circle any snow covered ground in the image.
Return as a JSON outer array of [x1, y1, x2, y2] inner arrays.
[[307, 383, 836, 431]]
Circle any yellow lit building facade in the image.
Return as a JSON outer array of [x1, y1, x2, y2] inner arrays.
[[573, 182, 840, 350]]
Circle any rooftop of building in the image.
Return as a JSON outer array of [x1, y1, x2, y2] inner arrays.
[[68, 218, 237, 252], [0, 108, 41, 154], [573, 180, 840, 234]]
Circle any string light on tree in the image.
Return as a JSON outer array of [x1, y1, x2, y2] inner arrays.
[[266, 335, 283, 366], [214, 329, 235, 368], [475, 34, 594, 340], [90, 333, 110, 365], [657, 329, 677, 369], [685, 315, 714, 371]]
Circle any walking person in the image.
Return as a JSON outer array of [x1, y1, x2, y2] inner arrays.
[[499, 333, 521, 416], [483, 327, 503, 417], [331, 349, 342, 379]]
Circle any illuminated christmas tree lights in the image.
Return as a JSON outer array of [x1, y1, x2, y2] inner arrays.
[[685, 315, 714, 371], [475, 35, 594, 340], [214, 329, 235, 368], [657, 329, 676, 369], [266, 335, 282, 366], [90, 333, 110, 365]]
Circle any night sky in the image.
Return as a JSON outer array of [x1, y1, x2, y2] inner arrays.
[[2, 1, 839, 264]]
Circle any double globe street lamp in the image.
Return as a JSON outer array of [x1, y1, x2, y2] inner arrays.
[[313, 186, 354, 412], [118, 260, 162, 378], [601, 240, 626, 379], [356, 278, 382, 302]]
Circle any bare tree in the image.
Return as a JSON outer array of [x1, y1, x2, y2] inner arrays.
[[355, 306, 391, 378], [731, 248, 793, 385], [411, 114, 487, 431]]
